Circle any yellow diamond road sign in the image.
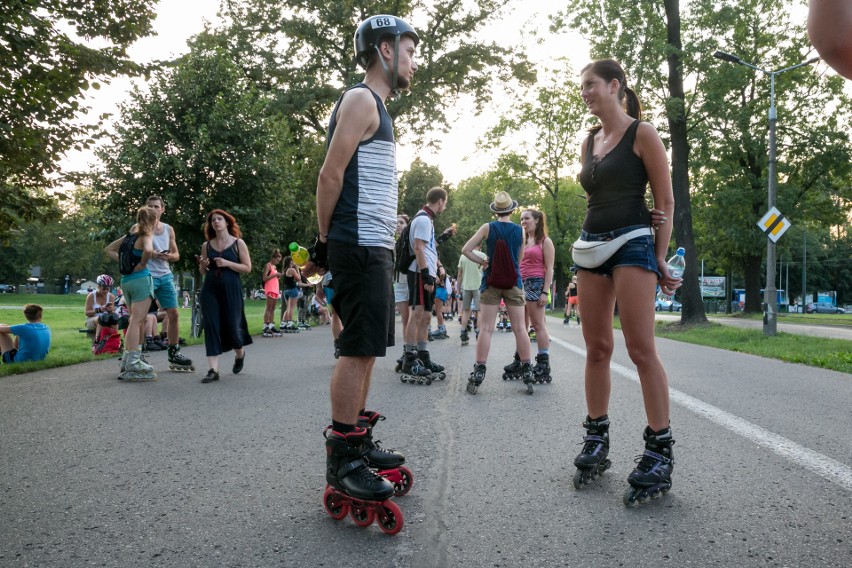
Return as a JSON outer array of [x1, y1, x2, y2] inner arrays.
[[757, 206, 790, 243]]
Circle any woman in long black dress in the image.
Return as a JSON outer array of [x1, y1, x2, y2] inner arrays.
[[197, 209, 253, 384]]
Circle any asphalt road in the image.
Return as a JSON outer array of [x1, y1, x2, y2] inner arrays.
[[1, 317, 850, 567]]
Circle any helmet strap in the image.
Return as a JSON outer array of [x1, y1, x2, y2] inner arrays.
[[375, 36, 401, 98]]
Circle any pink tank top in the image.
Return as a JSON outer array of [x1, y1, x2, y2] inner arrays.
[[520, 241, 545, 279], [263, 263, 280, 295]]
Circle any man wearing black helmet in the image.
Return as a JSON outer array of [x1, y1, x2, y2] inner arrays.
[[315, 15, 419, 509]]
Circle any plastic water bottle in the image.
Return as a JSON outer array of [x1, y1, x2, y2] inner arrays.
[[288, 242, 309, 268], [666, 247, 686, 279]]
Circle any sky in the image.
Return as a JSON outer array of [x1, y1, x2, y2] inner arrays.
[[59, 0, 589, 187], [60, 0, 824, 188]]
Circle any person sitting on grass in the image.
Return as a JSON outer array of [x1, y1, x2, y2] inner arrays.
[[0, 304, 51, 364]]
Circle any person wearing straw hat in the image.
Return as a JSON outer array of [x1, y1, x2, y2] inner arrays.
[[460, 191, 535, 395]]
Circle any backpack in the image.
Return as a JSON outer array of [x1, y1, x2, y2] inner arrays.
[[486, 222, 517, 290], [92, 326, 122, 355], [394, 211, 428, 277], [118, 233, 140, 275]]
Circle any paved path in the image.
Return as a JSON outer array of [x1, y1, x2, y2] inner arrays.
[[1, 317, 850, 567]]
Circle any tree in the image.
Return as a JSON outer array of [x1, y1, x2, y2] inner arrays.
[[87, 40, 319, 286], [216, 0, 536, 144], [690, 0, 852, 311], [0, 188, 115, 290], [0, 0, 158, 237], [481, 64, 589, 299]]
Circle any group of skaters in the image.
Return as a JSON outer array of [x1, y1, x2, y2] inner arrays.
[[312, 14, 682, 530], [105, 198, 253, 384], [259, 249, 334, 337]]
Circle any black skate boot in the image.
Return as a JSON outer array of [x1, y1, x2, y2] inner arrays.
[[357, 411, 413, 497], [333, 339, 340, 359], [502, 352, 521, 380], [323, 428, 404, 534], [573, 415, 612, 489], [168, 344, 194, 372], [533, 353, 551, 383], [325, 428, 395, 501], [520, 361, 535, 394], [466, 363, 486, 394], [460, 326, 470, 346], [400, 350, 433, 385], [418, 350, 446, 380], [624, 426, 675, 507]]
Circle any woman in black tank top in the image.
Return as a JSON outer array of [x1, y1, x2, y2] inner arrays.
[[572, 59, 683, 502]]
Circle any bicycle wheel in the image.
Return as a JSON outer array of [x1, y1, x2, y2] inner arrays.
[[191, 293, 203, 338]]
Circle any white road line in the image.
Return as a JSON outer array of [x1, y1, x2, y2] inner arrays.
[[551, 336, 852, 493]]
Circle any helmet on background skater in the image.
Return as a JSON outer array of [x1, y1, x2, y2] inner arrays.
[[96, 274, 114, 288], [354, 14, 419, 94]]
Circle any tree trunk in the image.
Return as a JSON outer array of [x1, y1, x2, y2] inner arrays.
[[743, 254, 763, 313], [664, 0, 707, 324]]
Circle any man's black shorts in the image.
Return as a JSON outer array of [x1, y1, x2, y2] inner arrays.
[[328, 240, 394, 357], [407, 270, 435, 312]]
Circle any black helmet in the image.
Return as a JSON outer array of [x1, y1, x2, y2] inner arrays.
[[354, 15, 419, 69]]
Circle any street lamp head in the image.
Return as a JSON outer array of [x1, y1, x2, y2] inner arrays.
[[714, 51, 742, 64]]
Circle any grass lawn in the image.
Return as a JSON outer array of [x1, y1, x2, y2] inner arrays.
[[0, 293, 269, 378]]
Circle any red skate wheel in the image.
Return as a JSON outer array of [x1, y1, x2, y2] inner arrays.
[[350, 504, 375, 527], [376, 500, 404, 535], [323, 486, 349, 520]]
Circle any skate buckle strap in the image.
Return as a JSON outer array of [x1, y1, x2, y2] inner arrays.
[[637, 449, 672, 465], [582, 434, 607, 444]]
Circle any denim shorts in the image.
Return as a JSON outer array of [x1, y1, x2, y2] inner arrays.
[[283, 288, 300, 300], [523, 277, 546, 302], [572, 224, 660, 278]]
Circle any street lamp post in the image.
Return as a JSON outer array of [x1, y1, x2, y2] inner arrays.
[[713, 51, 819, 336]]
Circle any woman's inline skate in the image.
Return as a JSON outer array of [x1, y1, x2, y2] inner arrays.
[[623, 426, 675, 507], [118, 350, 157, 381], [532, 353, 551, 383], [501, 352, 534, 394], [357, 411, 414, 497], [573, 415, 612, 489], [323, 428, 403, 534]]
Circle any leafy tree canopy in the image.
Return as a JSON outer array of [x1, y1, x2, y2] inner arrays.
[[87, 39, 319, 285], [0, 0, 158, 237]]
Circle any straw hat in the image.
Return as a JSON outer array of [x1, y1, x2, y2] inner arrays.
[[489, 190, 518, 214]]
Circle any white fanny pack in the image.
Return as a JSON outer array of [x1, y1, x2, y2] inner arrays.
[[571, 227, 654, 268]]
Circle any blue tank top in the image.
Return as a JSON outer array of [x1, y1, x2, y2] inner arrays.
[[480, 221, 523, 291], [326, 84, 397, 250]]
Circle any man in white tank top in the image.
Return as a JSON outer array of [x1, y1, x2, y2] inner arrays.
[[144, 196, 193, 371]]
